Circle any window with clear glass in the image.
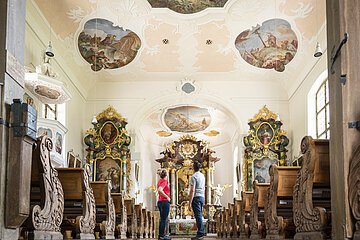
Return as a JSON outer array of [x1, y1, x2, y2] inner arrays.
[[316, 80, 330, 139], [44, 104, 57, 120]]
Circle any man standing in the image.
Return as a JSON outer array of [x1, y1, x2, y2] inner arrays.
[[189, 161, 205, 239]]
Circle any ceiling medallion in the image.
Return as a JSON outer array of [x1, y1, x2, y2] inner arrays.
[[164, 106, 211, 133], [206, 39, 213, 45], [78, 18, 141, 72], [162, 38, 169, 44], [235, 19, 298, 72]]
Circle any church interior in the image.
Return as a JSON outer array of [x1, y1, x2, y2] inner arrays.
[[1, 0, 360, 239]]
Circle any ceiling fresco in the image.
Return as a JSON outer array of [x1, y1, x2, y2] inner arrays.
[[147, 0, 229, 14], [235, 19, 298, 72], [163, 106, 211, 133], [78, 18, 141, 71]]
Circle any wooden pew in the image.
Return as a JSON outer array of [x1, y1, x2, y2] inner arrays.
[[135, 203, 145, 238], [250, 181, 270, 239], [265, 164, 300, 239], [216, 208, 222, 237], [237, 191, 253, 239], [232, 198, 242, 238], [293, 136, 330, 239], [21, 136, 64, 239], [111, 193, 127, 239], [57, 166, 96, 239], [142, 208, 149, 238], [227, 203, 235, 238], [124, 198, 137, 238], [349, 144, 360, 239], [90, 181, 115, 239]]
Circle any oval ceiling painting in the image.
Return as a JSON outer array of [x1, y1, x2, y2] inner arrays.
[[78, 18, 141, 71], [164, 106, 211, 133], [235, 19, 298, 72], [148, 0, 229, 14]]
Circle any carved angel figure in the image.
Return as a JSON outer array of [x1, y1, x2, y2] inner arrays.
[[211, 184, 232, 206]]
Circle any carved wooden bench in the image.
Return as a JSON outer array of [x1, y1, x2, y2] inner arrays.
[[227, 203, 235, 238], [250, 181, 270, 239], [293, 136, 331, 240], [265, 165, 300, 239], [232, 198, 242, 238], [135, 203, 145, 238], [90, 181, 115, 239], [111, 193, 127, 239], [21, 136, 64, 239], [124, 198, 137, 238], [57, 166, 96, 239], [236, 191, 253, 239]]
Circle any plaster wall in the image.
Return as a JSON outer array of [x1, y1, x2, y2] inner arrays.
[[288, 53, 328, 157], [25, 5, 87, 158]]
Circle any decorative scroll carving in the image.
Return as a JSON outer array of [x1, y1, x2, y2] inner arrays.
[[293, 136, 327, 237], [349, 145, 360, 239], [31, 136, 64, 232], [77, 164, 96, 235], [135, 204, 144, 238], [239, 192, 247, 238], [265, 164, 284, 239], [116, 193, 127, 239], [143, 210, 149, 238], [101, 181, 116, 239], [250, 181, 261, 239]]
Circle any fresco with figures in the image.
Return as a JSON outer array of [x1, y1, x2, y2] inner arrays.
[[164, 106, 211, 133], [148, 0, 228, 14], [235, 18, 298, 72], [78, 18, 141, 71]]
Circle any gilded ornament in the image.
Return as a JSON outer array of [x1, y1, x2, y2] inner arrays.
[[249, 105, 278, 122], [203, 130, 220, 136], [96, 106, 126, 122], [179, 134, 197, 141], [156, 130, 172, 137]]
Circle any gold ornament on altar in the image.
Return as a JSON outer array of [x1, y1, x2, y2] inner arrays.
[[179, 142, 198, 159], [95, 105, 126, 122], [243, 106, 289, 191]]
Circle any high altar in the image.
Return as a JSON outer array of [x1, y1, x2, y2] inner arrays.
[[156, 135, 220, 235]]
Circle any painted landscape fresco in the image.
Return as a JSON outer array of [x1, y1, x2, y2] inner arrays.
[[235, 19, 298, 72], [148, 0, 228, 14], [164, 106, 211, 132], [78, 18, 141, 71]]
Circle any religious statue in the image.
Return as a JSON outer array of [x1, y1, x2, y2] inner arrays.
[[211, 184, 232, 206]]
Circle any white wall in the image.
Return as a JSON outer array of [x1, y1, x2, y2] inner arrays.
[[288, 53, 328, 157], [25, 2, 87, 158]]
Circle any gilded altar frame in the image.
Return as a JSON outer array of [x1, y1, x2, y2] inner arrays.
[[243, 106, 289, 191], [84, 106, 131, 194]]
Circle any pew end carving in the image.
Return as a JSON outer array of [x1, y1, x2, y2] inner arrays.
[[250, 181, 269, 239], [293, 136, 330, 240]]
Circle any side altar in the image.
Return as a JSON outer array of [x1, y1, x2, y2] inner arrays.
[[156, 135, 220, 235]]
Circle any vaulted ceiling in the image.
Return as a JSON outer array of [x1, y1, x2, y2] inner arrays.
[[32, 0, 326, 98]]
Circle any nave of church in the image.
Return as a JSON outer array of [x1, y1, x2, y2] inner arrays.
[[0, 0, 360, 239]]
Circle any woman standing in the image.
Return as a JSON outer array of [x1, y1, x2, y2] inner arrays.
[[157, 169, 171, 240]]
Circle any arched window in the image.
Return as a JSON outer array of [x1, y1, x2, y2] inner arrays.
[[315, 79, 330, 139]]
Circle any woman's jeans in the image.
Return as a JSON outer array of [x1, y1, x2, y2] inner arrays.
[[157, 200, 170, 237], [191, 196, 205, 237]]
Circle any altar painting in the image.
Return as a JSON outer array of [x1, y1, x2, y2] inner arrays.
[[95, 157, 121, 193], [147, 0, 228, 14], [78, 18, 141, 71], [235, 19, 298, 72], [177, 166, 194, 204], [164, 106, 211, 133], [253, 157, 277, 184]]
